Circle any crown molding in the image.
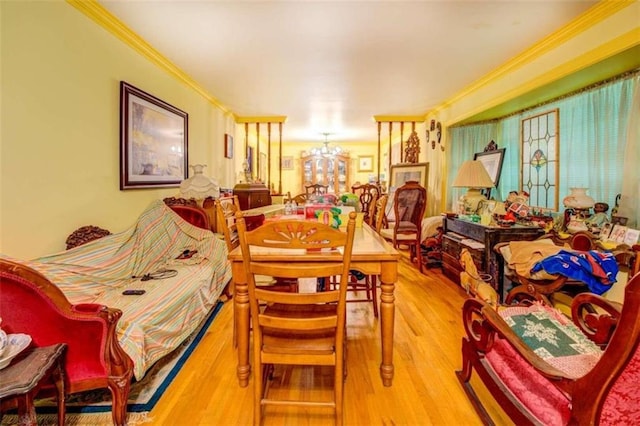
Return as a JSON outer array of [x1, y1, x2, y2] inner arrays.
[[66, 0, 233, 117]]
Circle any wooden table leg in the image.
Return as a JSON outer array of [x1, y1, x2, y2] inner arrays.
[[233, 261, 251, 387], [16, 394, 37, 426], [51, 354, 66, 426], [379, 261, 397, 386]]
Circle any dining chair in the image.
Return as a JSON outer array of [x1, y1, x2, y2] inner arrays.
[[236, 212, 357, 426], [215, 197, 296, 347], [372, 194, 389, 234], [379, 181, 427, 273], [328, 194, 388, 318], [305, 183, 329, 196], [351, 183, 380, 225]]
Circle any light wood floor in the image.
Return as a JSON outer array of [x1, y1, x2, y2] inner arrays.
[[146, 252, 513, 425]]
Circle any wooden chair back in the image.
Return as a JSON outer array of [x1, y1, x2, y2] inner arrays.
[[236, 212, 357, 425], [372, 194, 389, 234], [305, 183, 329, 196], [286, 192, 309, 206], [214, 196, 241, 250], [351, 183, 380, 224], [385, 181, 426, 272]]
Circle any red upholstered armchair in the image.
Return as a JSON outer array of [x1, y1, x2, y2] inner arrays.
[[0, 258, 133, 426], [457, 270, 640, 425]]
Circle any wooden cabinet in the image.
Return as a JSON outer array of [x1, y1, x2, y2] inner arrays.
[[442, 217, 544, 300], [233, 183, 272, 210], [301, 154, 349, 194]]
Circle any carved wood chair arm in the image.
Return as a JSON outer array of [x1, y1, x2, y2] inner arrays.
[[571, 292, 622, 347]]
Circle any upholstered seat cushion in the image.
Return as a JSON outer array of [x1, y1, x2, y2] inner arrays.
[[379, 228, 418, 241], [498, 303, 602, 378], [485, 303, 604, 424]]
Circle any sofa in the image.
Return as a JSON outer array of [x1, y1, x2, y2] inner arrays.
[[457, 268, 640, 425], [0, 200, 232, 425]]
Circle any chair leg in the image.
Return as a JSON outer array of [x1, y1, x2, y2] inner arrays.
[[371, 276, 378, 318], [254, 362, 263, 426], [335, 347, 345, 426]]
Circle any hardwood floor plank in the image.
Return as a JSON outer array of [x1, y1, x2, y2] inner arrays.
[[146, 251, 512, 425]]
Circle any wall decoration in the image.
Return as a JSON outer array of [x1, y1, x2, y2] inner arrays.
[[521, 109, 559, 210], [119, 81, 188, 189], [224, 134, 233, 159], [281, 156, 294, 170], [474, 147, 506, 199], [358, 155, 374, 172], [390, 162, 429, 190], [247, 146, 254, 174], [259, 152, 267, 182]]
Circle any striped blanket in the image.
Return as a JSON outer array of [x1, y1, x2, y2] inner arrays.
[[22, 200, 232, 380]]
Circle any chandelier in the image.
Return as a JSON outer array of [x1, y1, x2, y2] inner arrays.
[[311, 133, 342, 157]]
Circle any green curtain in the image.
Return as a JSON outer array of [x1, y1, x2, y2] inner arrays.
[[447, 71, 639, 227]]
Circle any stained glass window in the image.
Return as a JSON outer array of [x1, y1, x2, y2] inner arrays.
[[521, 109, 559, 211]]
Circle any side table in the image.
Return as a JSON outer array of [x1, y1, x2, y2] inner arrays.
[[0, 343, 67, 426], [442, 217, 544, 300]]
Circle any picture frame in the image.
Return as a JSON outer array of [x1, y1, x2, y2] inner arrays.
[[281, 156, 294, 170], [390, 162, 429, 190], [120, 81, 188, 190], [358, 155, 374, 172], [608, 225, 628, 243], [224, 134, 233, 159], [474, 148, 505, 188], [622, 228, 639, 246]]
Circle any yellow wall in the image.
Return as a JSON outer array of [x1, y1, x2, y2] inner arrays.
[[0, 2, 235, 258], [1, 1, 638, 258], [430, 1, 640, 212]]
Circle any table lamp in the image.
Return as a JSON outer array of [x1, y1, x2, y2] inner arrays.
[[179, 164, 220, 200], [452, 160, 495, 214]]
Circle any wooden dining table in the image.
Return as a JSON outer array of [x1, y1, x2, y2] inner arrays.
[[228, 220, 401, 387]]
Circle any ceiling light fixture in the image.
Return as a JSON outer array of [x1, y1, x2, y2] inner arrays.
[[311, 133, 342, 157]]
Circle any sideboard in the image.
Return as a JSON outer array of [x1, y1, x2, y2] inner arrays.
[[442, 217, 544, 300], [233, 183, 272, 210]]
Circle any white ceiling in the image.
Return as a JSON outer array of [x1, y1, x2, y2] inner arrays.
[[99, 0, 598, 145]]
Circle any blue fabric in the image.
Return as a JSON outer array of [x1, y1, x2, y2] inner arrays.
[[530, 250, 619, 295]]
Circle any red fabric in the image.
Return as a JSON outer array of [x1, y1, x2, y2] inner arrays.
[[168, 205, 210, 230], [486, 338, 571, 425], [0, 272, 109, 384], [600, 345, 640, 425]]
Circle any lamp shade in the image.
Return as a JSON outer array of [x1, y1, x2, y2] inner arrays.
[[180, 164, 220, 199], [452, 160, 495, 189]]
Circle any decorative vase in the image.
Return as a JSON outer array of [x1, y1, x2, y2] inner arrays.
[[563, 187, 595, 209]]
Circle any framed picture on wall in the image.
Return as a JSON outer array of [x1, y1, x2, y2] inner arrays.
[[281, 156, 294, 170], [474, 148, 505, 188], [390, 162, 429, 190], [474, 147, 505, 198], [224, 134, 233, 159], [119, 81, 188, 190], [358, 155, 374, 172]]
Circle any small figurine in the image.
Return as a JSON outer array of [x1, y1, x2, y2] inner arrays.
[[585, 202, 610, 228]]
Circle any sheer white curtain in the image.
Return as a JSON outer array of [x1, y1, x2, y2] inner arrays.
[[618, 76, 639, 228], [447, 71, 639, 227]]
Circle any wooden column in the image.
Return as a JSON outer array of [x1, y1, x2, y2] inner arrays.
[[400, 122, 405, 163], [278, 122, 283, 195], [267, 122, 272, 190], [377, 121, 382, 183], [387, 122, 393, 181]]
